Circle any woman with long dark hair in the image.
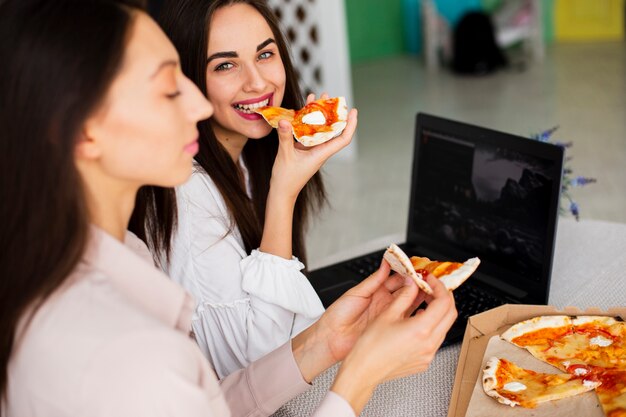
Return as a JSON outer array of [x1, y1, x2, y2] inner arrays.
[[140, 0, 353, 378], [0, 0, 457, 415]]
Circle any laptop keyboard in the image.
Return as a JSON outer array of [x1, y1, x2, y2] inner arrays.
[[453, 283, 505, 320], [345, 251, 385, 277]]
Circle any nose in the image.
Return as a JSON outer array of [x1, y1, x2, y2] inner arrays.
[[242, 63, 267, 93], [183, 76, 213, 122]]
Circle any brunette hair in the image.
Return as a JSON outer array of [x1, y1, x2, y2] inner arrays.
[[150, 0, 326, 266], [0, 0, 144, 407]]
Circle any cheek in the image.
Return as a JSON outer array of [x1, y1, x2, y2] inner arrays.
[[98, 112, 188, 186], [271, 61, 287, 97], [206, 74, 235, 108]]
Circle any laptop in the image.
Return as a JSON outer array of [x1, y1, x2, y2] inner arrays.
[[308, 113, 565, 346]]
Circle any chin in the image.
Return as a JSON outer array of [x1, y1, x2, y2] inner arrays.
[[246, 124, 273, 140]]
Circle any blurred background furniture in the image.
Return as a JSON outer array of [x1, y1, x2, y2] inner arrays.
[[422, 0, 545, 71]]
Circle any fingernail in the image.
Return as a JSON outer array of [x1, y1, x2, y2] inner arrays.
[[404, 276, 414, 286]]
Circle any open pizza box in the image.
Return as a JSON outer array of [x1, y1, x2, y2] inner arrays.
[[446, 304, 626, 417]]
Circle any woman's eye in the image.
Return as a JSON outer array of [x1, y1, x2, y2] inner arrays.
[[215, 62, 234, 71], [258, 51, 273, 60], [165, 91, 181, 99]]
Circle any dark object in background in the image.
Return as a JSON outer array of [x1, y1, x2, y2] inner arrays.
[[452, 11, 508, 75]]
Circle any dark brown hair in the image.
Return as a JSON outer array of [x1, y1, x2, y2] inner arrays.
[[0, 0, 144, 407], [151, 0, 326, 266]]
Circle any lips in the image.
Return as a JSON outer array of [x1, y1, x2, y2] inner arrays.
[[232, 93, 273, 120], [183, 138, 199, 155]]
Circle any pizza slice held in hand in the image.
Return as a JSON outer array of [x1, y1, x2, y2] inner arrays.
[[383, 243, 480, 294], [254, 97, 348, 147]]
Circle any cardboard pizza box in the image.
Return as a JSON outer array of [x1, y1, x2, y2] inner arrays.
[[446, 304, 626, 417]]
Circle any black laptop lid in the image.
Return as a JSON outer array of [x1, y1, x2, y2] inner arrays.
[[407, 114, 564, 304]]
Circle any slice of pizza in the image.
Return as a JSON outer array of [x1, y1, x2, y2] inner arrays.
[[254, 97, 348, 147], [502, 315, 626, 372], [383, 243, 480, 294], [595, 369, 626, 417], [482, 357, 600, 408], [409, 255, 480, 291]]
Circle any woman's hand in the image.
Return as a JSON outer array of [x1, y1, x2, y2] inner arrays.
[[330, 274, 457, 414], [259, 93, 357, 259], [291, 261, 413, 382], [269, 93, 357, 201]]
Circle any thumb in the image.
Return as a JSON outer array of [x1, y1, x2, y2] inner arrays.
[[386, 278, 419, 318], [345, 260, 390, 298], [277, 119, 295, 151]]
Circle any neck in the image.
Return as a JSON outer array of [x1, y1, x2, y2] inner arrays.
[[78, 164, 138, 242], [87, 187, 136, 241], [211, 120, 248, 163]]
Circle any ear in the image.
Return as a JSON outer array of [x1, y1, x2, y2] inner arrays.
[[75, 122, 103, 161]]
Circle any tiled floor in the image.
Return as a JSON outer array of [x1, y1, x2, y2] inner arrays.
[[307, 41, 626, 264]]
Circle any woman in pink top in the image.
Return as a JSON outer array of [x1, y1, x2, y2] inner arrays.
[[0, 1, 457, 416]]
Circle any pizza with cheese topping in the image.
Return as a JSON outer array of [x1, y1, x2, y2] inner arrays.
[[383, 243, 480, 294], [254, 97, 348, 146], [482, 357, 600, 408], [482, 315, 626, 416], [502, 315, 626, 372]]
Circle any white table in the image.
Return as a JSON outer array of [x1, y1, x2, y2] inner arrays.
[[273, 218, 626, 417]]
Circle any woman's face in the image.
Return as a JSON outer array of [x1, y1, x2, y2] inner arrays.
[[205, 3, 286, 142], [82, 12, 213, 188]]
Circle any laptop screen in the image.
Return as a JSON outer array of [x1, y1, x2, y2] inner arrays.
[[408, 114, 564, 303]]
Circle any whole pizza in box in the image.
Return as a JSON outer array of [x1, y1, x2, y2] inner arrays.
[[481, 315, 626, 417]]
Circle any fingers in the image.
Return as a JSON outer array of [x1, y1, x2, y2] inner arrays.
[[345, 260, 391, 298], [305, 92, 329, 104], [432, 290, 457, 338], [411, 275, 456, 333], [383, 273, 405, 293], [276, 119, 294, 150], [385, 278, 419, 318]]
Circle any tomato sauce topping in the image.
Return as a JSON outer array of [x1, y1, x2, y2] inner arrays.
[[292, 99, 340, 138], [512, 326, 573, 347]]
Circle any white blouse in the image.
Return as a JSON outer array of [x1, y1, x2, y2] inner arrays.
[[166, 161, 325, 378]]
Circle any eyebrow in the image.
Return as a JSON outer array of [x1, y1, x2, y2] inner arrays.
[[206, 38, 276, 64], [150, 60, 178, 79]]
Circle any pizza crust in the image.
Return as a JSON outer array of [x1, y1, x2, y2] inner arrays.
[[438, 257, 480, 291], [295, 121, 347, 146], [501, 315, 573, 344], [572, 316, 620, 327], [383, 244, 434, 295], [482, 357, 520, 407]]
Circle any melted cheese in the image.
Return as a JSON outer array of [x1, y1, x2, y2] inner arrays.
[[301, 111, 325, 125], [492, 359, 597, 408]]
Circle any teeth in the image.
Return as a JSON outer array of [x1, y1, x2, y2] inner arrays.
[[234, 98, 269, 112]]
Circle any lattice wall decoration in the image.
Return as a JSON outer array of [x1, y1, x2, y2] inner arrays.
[[267, 0, 356, 158], [267, 0, 322, 95]]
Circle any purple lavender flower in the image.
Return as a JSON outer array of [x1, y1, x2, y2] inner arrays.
[[570, 201, 580, 221], [532, 126, 559, 142], [530, 127, 597, 221], [570, 176, 597, 187]]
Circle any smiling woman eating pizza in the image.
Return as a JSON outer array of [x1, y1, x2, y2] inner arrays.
[[137, 0, 357, 379]]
